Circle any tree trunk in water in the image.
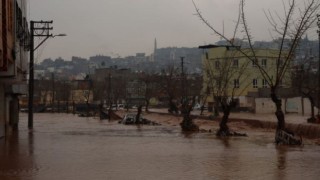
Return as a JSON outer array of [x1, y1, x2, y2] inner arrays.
[[180, 104, 198, 132], [307, 95, 316, 123], [136, 105, 142, 124], [272, 89, 302, 145], [216, 106, 230, 136], [271, 90, 285, 130], [145, 99, 150, 112], [168, 97, 178, 114]]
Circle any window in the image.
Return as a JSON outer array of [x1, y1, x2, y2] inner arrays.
[[261, 59, 267, 68], [215, 60, 220, 69], [234, 79, 239, 88], [252, 59, 258, 67], [262, 79, 268, 88], [233, 59, 239, 68], [253, 79, 258, 88]]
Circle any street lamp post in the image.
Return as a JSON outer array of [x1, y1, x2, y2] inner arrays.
[[28, 20, 66, 129]]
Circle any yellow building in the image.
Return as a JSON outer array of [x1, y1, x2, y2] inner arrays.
[[199, 45, 291, 109]]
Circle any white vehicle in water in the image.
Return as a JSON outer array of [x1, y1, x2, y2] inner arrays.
[[119, 113, 160, 125], [117, 104, 124, 109], [120, 113, 139, 124]]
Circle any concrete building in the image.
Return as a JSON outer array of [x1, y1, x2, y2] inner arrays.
[[199, 45, 291, 110], [0, 0, 29, 137]]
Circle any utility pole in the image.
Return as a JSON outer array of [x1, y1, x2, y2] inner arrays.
[[28, 21, 65, 129], [28, 21, 35, 129], [108, 73, 112, 109], [51, 72, 55, 113], [317, 14, 320, 116], [107, 73, 112, 121], [180, 57, 185, 102]]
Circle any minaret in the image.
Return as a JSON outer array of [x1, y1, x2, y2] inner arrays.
[[152, 38, 157, 62]]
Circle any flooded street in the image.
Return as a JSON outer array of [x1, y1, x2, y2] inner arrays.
[[1, 113, 320, 180]]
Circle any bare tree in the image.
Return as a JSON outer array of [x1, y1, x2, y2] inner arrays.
[[203, 47, 251, 136], [139, 73, 160, 112], [81, 75, 93, 116], [112, 76, 125, 109], [179, 58, 199, 132], [35, 79, 51, 107], [292, 58, 318, 122], [193, 0, 320, 143], [160, 65, 181, 114], [55, 80, 71, 113]]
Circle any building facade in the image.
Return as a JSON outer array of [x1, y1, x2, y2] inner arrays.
[[0, 0, 29, 137], [200, 45, 291, 110]]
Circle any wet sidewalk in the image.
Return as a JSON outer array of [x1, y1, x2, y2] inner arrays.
[[148, 108, 320, 138], [149, 108, 314, 124], [229, 112, 312, 125]]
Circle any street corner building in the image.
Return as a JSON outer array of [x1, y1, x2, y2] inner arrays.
[[0, 0, 29, 138]]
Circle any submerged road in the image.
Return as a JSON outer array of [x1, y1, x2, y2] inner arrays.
[[0, 113, 320, 180]]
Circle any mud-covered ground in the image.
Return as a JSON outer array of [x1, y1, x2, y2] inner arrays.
[[115, 110, 320, 145]]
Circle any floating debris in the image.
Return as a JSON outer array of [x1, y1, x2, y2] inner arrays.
[[275, 129, 302, 145]]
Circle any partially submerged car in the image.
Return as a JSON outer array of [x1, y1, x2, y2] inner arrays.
[[119, 113, 160, 125], [119, 113, 140, 124]]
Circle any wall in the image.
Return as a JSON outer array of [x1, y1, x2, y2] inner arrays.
[[0, 0, 29, 137], [255, 98, 278, 114], [0, 85, 5, 138], [255, 97, 318, 115]]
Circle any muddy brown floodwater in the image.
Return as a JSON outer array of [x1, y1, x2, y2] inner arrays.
[[0, 113, 320, 180]]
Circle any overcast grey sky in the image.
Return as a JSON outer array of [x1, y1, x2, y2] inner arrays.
[[29, 0, 318, 61]]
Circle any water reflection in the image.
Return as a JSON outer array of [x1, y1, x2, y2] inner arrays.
[[219, 137, 231, 148], [181, 131, 196, 138], [28, 131, 34, 156], [277, 146, 287, 170], [275, 146, 287, 180], [0, 131, 37, 180]]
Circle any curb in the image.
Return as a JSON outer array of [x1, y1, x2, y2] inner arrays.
[[149, 111, 320, 139]]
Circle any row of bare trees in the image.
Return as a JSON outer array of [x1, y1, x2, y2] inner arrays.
[[193, 0, 320, 143], [33, 69, 202, 116]]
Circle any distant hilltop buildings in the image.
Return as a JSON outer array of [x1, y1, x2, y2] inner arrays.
[[34, 36, 319, 81], [216, 36, 319, 64], [35, 46, 204, 80]]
